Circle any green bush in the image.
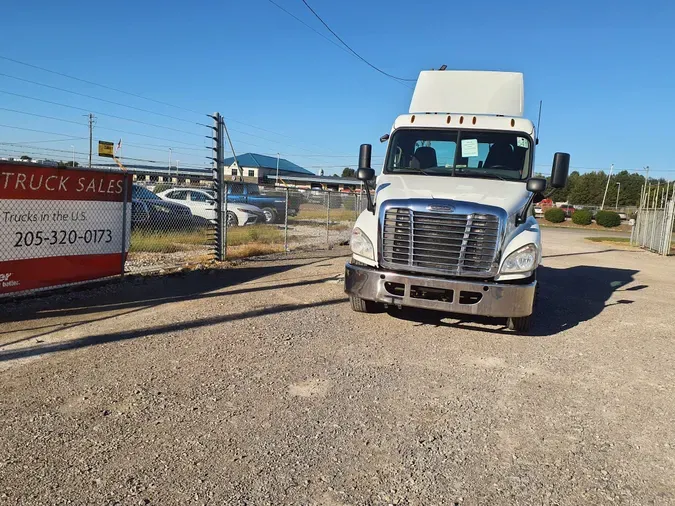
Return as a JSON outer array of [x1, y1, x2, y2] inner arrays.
[[544, 207, 566, 223], [595, 210, 622, 228], [571, 209, 593, 226]]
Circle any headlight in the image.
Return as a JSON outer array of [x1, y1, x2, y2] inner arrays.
[[350, 227, 374, 260], [236, 208, 252, 214], [500, 243, 538, 274]]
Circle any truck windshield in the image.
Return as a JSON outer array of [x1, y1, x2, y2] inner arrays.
[[384, 128, 532, 181]]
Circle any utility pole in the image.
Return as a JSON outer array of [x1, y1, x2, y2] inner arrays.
[[87, 113, 95, 168], [169, 148, 172, 181], [601, 163, 614, 210]]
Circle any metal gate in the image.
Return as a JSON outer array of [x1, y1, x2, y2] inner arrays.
[[631, 183, 675, 256]]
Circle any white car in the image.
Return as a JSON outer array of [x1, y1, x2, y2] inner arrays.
[[156, 188, 264, 227]]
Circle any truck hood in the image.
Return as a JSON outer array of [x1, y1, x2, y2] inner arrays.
[[375, 174, 530, 216]]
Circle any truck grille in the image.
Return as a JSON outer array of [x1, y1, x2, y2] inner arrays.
[[381, 208, 500, 277]]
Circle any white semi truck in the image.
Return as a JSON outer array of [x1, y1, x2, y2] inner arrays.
[[344, 70, 570, 332]]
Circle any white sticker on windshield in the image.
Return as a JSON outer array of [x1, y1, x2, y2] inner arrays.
[[517, 137, 530, 149], [461, 139, 478, 158]]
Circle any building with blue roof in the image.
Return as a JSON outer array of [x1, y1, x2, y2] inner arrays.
[[223, 153, 314, 183]]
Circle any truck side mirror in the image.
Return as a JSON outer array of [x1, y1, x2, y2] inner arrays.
[[358, 144, 372, 170], [358, 144, 376, 214], [526, 177, 546, 193], [550, 152, 570, 188]]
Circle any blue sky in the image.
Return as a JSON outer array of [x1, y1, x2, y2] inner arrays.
[[1, 0, 674, 179]]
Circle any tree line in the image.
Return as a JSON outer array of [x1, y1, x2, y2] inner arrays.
[[343, 166, 669, 207], [543, 170, 671, 208]]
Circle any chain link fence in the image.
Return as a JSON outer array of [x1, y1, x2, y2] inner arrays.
[[0, 160, 373, 298], [127, 173, 216, 273]]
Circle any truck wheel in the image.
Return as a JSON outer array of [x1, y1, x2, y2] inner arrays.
[[226, 211, 239, 227], [506, 315, 532, 333], [507, 278, 538, 333], [262, 207, 277, 224], [349, 295, 382, 313]]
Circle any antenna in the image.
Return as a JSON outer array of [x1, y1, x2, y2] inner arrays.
[[536, 100, 542, 145]]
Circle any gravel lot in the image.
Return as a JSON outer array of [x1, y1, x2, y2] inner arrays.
[[1, 228, 674, 505]]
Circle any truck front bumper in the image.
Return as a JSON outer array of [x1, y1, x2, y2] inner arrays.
[[344, 263, 536, 318]]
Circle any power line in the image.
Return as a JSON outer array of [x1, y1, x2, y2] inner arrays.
[[0, 72, 200, 126], [298, 0, 416, 84], [1, 90, 350, 157], [0, 136, 86, 144], [0, 115, 204, 149], [265, 0, 354, 58], [0, 54, 205, 117], [0, 142, 208, 168], [0, 55, 343, 154], [0, 89, 204, 138]]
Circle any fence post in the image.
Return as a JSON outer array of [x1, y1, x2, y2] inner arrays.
[[284, 187, 289, 253], [120, 172, 128, 278], [212, 112, 226, 261], [223, 181, 228, 259], [326, 191, 331, 248]]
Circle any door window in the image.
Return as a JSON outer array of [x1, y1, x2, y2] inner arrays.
[[189, 191, 208, 202], [229, 183, 244, 194], [167, 190, 188, 200]]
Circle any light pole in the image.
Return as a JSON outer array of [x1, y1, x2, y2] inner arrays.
[[71, 145, 75, 167], [615, 182, 621, 209], [168, 148, 173, 182], [276, 152, 280, 187], [601, 163, 614, 210]]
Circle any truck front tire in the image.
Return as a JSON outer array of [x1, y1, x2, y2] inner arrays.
[[506, 315, 532, 333], [349, 295, 382, 313], [506, 274, 538, 333]]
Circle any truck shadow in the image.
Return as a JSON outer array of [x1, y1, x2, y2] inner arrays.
[[386, 265, 642, 336]]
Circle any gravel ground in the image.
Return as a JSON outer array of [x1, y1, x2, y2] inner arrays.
[[1, 228, 674, 505]]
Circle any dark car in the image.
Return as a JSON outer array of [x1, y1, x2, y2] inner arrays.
[[227, 183, 298, 224], [131, 185, 194, 231]]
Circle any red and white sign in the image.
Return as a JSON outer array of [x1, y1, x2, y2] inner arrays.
[[0, 163, 132, 295]]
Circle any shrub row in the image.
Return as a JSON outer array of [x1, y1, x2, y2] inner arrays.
[[544, 208, 621, 228]]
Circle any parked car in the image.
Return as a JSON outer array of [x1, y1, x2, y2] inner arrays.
[[131, 185, 194, 231], [227, 183, 295, 224], [156, 188, 264, 227], [559, 204, 576, 217]]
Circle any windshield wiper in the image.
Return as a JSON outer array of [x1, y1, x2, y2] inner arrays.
[[392, 167, 433, 176], [454, 171, 512, 182]]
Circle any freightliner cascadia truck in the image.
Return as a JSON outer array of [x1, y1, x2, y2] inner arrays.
[[345, 70, 569, 332]]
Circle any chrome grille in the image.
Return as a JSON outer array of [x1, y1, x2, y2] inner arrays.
[[382, 208, 500, 276]]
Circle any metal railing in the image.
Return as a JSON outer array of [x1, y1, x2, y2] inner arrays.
[[631, 182, 675, 256]]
